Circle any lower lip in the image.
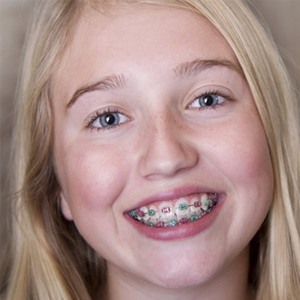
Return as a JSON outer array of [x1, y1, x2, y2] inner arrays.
[[125, 196, 225, 241]]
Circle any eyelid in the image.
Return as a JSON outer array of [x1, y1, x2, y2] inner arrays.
[[187, 87, 234, 110]]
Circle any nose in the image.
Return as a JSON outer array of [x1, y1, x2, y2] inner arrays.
[[138, 114, 198, 180]]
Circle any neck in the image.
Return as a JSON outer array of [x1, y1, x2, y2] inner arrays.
[[101, 247, 254, 300]]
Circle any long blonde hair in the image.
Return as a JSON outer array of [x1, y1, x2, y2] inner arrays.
[[2, 0, 299, 299]]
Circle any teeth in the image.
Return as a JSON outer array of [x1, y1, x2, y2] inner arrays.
[[129, 193, 218, 227], [175, 198, 190, 219], [148, 205, 160, 220], [200, 194, 212, 212], [159, 201, 174, 222], [140, 206, 150, 221], [190, 196, 202, 214]]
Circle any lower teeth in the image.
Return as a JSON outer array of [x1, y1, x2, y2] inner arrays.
[[129, 194, 217, 228]]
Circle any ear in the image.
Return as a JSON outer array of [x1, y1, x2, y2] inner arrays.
[[60, 192, 74, 221]]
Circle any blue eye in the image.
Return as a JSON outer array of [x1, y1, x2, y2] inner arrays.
[[89, 110, 129, 129], [189, 93, 225, 109]]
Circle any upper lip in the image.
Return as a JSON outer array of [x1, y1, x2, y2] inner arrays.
[[125, 185, 222, 212]]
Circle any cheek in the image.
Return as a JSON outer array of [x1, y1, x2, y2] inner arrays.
[[56, 142, 130, 215], [213, 117, 274, 238], [214, 117, 273, 188]]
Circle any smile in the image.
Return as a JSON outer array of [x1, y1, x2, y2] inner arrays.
[[128, 193, 218, 228]]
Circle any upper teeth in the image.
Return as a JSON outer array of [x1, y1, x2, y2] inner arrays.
[[129, 193, 217, 226]]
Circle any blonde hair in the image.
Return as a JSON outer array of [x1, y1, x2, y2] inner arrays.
[[2, 0, 299, 299]]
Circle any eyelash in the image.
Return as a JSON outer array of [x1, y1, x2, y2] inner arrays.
[[188, 89, 231, 110], [86, 89, 231, 131], [86, 107, 129, 131]]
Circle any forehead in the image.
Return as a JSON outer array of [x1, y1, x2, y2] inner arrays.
[[53, 4, 238, 101]]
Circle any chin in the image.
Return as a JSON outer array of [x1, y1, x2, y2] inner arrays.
[[143, 256, 218, 289]]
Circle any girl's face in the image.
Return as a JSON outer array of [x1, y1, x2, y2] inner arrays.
[[53, 4, 273, 292]]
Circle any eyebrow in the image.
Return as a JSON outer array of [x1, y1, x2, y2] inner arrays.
[[67, 74, 126, 108], [173, 58, 243, 78], [66, 59, 243, 108]]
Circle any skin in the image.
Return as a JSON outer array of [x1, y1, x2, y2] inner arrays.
[[52, 4, 274, 300]]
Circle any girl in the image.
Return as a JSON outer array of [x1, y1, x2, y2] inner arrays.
[[2, 0, 300, 299]]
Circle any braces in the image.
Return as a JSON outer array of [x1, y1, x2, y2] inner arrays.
[[129, 194, 217, 228]]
